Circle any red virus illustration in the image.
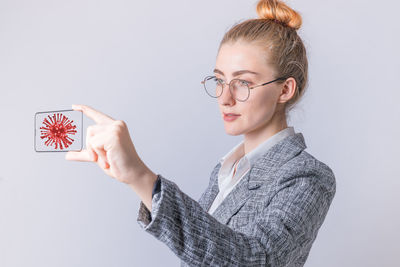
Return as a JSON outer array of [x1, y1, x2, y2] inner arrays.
[[40, 113, 77, 150]]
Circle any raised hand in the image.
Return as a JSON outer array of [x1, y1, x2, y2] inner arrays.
[[65, 104, 149, 185]]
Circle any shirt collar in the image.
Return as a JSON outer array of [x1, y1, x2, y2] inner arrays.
[[219, 126, 296, 167]]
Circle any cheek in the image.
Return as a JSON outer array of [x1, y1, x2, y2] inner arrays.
[[245, 91, 277, 121]]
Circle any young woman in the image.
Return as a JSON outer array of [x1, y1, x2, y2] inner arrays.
[[66, 0, 336, 266]]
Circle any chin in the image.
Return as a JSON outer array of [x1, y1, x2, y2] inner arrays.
[[224, 125, 243, 136]]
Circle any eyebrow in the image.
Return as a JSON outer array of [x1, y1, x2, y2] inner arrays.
[[213, 68, 260, 77]]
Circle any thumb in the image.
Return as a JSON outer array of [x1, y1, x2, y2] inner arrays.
[[65, 149, 97, 162]]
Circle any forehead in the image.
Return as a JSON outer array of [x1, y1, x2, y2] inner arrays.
[[215, 41, 270, 74]]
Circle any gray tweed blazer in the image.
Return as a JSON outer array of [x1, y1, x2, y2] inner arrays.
[[137, 132, 336, 266]]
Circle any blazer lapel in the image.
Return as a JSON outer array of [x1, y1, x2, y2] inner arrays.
[[198, 163, 221, 211], [199, 132, 307, 225]]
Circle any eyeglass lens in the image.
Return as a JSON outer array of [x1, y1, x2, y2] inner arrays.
[[203, 77, 249, 101]]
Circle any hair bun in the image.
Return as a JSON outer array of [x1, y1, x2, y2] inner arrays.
[[256, 0, 302, 30]]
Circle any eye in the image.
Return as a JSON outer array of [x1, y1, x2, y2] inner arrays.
[[215, 77, 225, 85], [239, 79, 251, 86]]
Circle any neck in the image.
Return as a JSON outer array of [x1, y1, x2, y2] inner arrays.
[[243, 110, 287, 155]]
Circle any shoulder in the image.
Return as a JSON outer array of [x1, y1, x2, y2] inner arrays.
[[275, 150, 336, 196]]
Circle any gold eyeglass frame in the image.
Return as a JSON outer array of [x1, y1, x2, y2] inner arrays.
[[201, 75, 287, 102]]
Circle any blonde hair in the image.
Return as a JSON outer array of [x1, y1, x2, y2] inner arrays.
[[219, 0, 308, 116]]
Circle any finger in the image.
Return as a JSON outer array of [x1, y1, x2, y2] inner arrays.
[[86, 124, 109, 136], [72, 104, 114, 124], [86, 127, 99, 162], [93, 147, 109, 169], [65, 149, 95, 161], [88, 132, 111, 167], [96, 154, 106, 169]]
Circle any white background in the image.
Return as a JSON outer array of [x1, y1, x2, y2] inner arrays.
[[0, 0, 399, 266]]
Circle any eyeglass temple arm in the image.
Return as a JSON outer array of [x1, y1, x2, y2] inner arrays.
[[249, 77, 287, 89], [201, 76, 216, 84]]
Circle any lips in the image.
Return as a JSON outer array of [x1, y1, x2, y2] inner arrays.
[[223, 113, 240, 122]]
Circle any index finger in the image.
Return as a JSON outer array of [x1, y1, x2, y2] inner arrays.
[[72, 104, 114, 124]]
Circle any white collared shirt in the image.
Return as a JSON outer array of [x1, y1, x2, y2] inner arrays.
[[208, 126, 296, 215]]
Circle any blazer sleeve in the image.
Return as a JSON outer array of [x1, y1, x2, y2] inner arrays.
[[151, 174, 161, 198], [136, 160, 336, 266]]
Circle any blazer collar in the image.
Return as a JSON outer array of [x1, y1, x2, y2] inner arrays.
[[247, 131, 307, 189], [200, 132, 307, 225]]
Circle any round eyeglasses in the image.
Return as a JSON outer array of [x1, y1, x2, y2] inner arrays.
[[201, 75, 287, 102]]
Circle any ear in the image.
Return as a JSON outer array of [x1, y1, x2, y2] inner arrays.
[[277, 77, 296, 104]]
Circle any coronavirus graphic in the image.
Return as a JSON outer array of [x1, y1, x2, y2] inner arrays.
[[40, 113, 77, 150]]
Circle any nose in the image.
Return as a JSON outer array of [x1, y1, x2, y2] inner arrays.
[[218, 83, 236, 106]]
